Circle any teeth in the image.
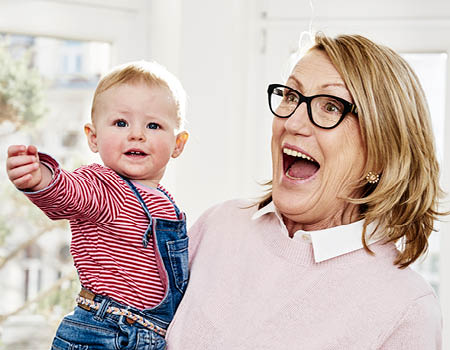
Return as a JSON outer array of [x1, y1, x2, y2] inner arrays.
[[283, 147, 313, 161]]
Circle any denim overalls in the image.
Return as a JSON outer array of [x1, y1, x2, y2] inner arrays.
[[51, 177, 188, 350]]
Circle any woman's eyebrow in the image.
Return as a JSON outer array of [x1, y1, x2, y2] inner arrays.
[[287, 76, 303, 89], [287, 77, 348, 92], [320, 83, 353, 101], [320, 82, 348, 90]]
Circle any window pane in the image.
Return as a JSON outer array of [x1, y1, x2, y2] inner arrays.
[[402, 53, 447, 296]]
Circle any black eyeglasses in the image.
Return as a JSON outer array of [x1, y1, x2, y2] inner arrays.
[[267, 84, 358, 129]]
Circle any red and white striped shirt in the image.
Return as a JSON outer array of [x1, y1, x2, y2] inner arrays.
[[25, 153, 180, 310]]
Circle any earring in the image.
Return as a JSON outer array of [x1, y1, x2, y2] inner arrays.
[[365, 171, 380, 184]]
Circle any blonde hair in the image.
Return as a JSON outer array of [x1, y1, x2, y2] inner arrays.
[[91, 60, 186, 129], [259, 32, 447, 268]]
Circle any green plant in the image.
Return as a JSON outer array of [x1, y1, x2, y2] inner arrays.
[[0, 39, 47, 127]]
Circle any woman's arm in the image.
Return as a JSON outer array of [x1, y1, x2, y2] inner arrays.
[[379, 293, 442, 350]]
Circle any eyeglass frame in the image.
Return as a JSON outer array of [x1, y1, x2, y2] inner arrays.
[[267, 83, 358, 130]]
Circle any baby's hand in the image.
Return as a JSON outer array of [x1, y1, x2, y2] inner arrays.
[[6, 145, 48, 191]]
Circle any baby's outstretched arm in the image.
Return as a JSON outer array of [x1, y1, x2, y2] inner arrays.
[[6, 145, 52, 191]]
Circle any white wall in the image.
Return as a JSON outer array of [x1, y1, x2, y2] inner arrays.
[[176, 1, 264, 218], [149, 0, 267, 222]]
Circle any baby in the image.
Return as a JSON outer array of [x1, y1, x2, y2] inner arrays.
[[6, 60, 189, 350]]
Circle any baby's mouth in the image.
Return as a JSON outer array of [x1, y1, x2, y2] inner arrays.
[[125, 150, 147, 157], [282, 147, 320, 180]]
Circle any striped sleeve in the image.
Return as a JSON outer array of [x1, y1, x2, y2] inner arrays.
[[24, 153, 128, 223]]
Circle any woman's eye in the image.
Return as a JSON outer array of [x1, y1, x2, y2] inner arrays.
[[285, 93, 298, 103], [115, 120, 128, 127], [325, 103, 338, 112], [323, 101, 343, 114], [147, 122, 160, 129]]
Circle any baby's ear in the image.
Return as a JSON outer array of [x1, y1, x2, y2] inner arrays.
[[172, 131, 189, 158], [84, 123, 99, 153]]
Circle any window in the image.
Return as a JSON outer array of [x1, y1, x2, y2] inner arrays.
[[0, 1, 149, 347], [402, 53, 447, 295], [0, 32, 111, 348]]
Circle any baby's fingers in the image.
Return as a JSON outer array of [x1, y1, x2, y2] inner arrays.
[[6, 153, 38, 172], [7, 144, 39, 158], [6, 144, 42, 190], [7, 144, 27, 157], [27, 145, 39, 157], [10, 173, 37, 189], [7, 162, 39, 183]]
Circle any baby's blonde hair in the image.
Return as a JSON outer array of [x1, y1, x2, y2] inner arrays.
[[91, 60, 186, 129]]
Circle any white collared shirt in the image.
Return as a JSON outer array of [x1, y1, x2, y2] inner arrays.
[[252, 201, 380, 263]]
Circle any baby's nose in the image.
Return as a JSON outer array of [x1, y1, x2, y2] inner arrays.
[[128, 127, 146, 140]]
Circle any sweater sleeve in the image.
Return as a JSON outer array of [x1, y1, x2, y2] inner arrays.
[[187, 200, 233, 267], [379, 293, 442, 350], [24, 153, 127, 223], [187, 206, 213, 267]]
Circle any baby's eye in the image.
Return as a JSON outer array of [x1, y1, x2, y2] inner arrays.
[[114, 119, 128, 127], [147, 122, 160, 129]]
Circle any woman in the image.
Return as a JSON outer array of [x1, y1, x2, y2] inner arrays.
[[166, 33, 445, 349]]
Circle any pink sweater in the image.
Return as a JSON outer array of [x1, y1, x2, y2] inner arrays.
[[166, 199, 442, 349]]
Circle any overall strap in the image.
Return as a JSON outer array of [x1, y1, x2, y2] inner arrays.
[[120, 176, 153, 221], [156, 187, 181, 217], [119, 176, 183, 246], [120, 176, 154, 247]]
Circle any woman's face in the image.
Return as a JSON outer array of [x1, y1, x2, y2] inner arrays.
[[271, 49, 365, 231]]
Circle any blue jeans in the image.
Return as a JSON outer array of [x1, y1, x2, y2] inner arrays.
[[51, 177, 188, 349], [51, 304, 166, 350]]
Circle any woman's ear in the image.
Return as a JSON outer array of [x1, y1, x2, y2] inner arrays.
[[84, 123, 99, 153], [172, 131, 189, 158]]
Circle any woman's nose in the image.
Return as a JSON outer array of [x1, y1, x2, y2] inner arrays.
[[284, 102, 312, 135]]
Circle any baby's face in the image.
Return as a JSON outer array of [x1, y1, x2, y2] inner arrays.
[[85, 82, 187, 188]]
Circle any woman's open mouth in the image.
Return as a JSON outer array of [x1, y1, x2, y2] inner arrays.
[[282, 147, 320, 180]]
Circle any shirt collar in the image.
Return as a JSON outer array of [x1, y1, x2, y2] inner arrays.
[[252, 201, 380, 263]]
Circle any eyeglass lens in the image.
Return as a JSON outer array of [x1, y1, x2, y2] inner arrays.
[[270, 85, 347, 128]]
